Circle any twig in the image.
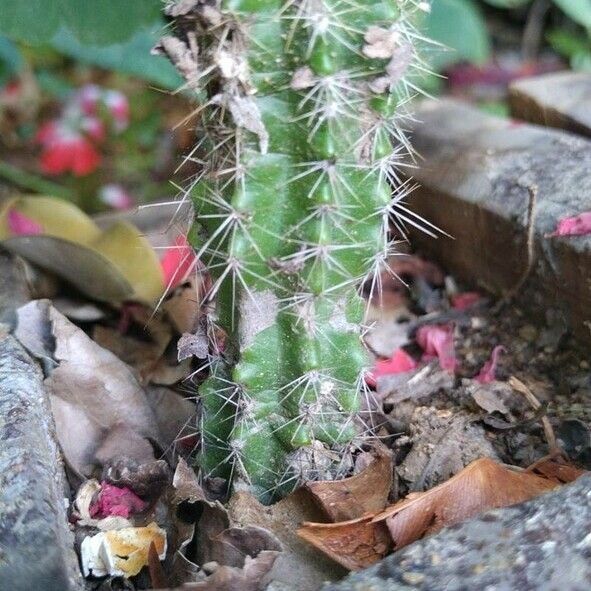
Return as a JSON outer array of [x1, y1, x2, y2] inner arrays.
[[509, 376, 558, 452], [522, 0, 551, 61], [495, 184, 538, 311]]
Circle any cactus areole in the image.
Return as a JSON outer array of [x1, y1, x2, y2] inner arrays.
[[159, 0, 428, 502]]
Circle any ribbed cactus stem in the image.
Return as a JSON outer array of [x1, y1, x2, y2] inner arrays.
[[161, 0, 429, 502]]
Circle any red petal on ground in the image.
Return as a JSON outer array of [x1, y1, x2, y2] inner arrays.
[[35, 120, 60, 146], [416, 324, 458, 371], [160, 235, 197, 290], [548, 212, 591, 237], [476, 345, 506, 384], [366, 348, 419, 386], [40, 142, 75, 175], [451, 291, 481, 310], [7, 208, 43, 235], [89, 482, 147, 519]]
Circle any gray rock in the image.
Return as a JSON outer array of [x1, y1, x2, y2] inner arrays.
[[0, 330, 83, 590], [323, 475, 591, 591]]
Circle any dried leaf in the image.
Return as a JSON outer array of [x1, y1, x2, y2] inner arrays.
[[102, 457, 171, 500], [374, 458, 558, 550], [297, 516, 391, 571], [149, 540, 169, 589], [94, 422, 155, 466], [146, 385, 196, 449], [526, 455, 588, 484], [228, 489, 344, 590], [163, 275, 201, 335], [0, 196, 165, 305], [18, 301, 161, 476], [306, 446, 392, 521]]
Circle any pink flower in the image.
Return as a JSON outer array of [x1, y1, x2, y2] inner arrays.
[[80, 116, 106, 143], [89, 482, 147, 519], [416, 324, 458, 371], [160, 234, 197, 289], [366, 348, 418, 387], [99, 184, 134, 210], [77, 84, 102, 115], [7, 208, 43, 235], [548, 212, 591, 237], [476, 345, 506, 384], [104, 90, 129, 131], [37, 120, 100, 176], [451, 291, 481, 310]]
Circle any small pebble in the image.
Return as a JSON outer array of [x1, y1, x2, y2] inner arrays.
[[401, 572, 426, 585], [519, 325, 538, 342]]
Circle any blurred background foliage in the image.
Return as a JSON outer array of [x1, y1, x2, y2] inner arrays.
[[0, 0, 588, 212]]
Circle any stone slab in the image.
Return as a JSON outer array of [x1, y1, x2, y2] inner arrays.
[[509, 71, 591, 137], [325, 474, 591, 591], [0, 330, 83, 590], [405, 99, 591, 344]]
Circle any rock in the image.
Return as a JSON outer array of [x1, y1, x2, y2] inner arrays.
[[509, 71, 591, 138], [324, 474, 591, 590], [406, 99, 591, 344], [0, 330, 83, 590]]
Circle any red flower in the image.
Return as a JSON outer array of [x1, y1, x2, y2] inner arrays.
[[37, 120, 100, 176]]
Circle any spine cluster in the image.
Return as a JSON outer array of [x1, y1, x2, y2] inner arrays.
[[159, 0, 430, 502]]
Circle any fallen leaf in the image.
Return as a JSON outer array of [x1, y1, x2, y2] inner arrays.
[[548, 211, 591, 237], [297, 516, 391, 571], [163, 275, 202, 334], [306, 446, 392, 521], [149, 540, 169, 589], [0, 196, 165, 305], [476, 345, 505, 384], [102, 456, 171, 500], [415, 324, 458, 371], [94, 422, 155, 466], [366, 348, 418, 387], [469, 382, 510, 415], [227, 489, 344, 590], [53, 296, 106, 322], [89, 482, 148, 519], [17, 300, 161, 476], [526, 455, 588, 484], [373, 458, 558, 550], [145, 385, 196, 450]]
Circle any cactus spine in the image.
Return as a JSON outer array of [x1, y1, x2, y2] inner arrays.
[[162, 0, 429, 502]]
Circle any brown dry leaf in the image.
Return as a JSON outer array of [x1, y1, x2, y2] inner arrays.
[[306, 446, 392, 521], [163, 275, 201, 334], [16, 300, 161, 476], [297, 516, 391, 571], [373, 457, 558, 550], [228, 489, 344, 590], [526, 455, 588, 484]]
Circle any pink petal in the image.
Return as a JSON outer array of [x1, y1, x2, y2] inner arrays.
[[77, 84, 102, 115], [104, 90, 129, 131], [160, 234, 196, 289], [416, 324, 458, 372], [7, 208, 43, 236], [35, 120, 60, 146], [366, 348, 418, 387], [548, 212, 591, 237], [80, 116, 106, 143], [89, 482, 147, 519], [476, 345, 506, 384], [99, 184, 134, 210], [451, 291, 481, 310]]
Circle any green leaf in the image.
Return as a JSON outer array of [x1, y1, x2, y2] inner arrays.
[[425, 0, 492, 70], [546, 28, 590, 59], [50, 28, 182, 89], [482, 0, 531, 8], [0, 0, 161, 46], [553, 0, 591, 29]]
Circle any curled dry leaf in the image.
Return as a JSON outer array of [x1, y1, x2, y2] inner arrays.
[[102, 456, 171, 500], [526, 455, 588, 484], [306, 446, 392, 521], [297, 516, 391, 571], [16, 300, 161, 476], [373, 458, 558, 550]]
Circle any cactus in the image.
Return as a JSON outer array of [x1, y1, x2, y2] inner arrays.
[[160, 0, 430, 502]]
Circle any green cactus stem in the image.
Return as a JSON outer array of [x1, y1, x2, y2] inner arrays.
[[159, 0, 430, 502]]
